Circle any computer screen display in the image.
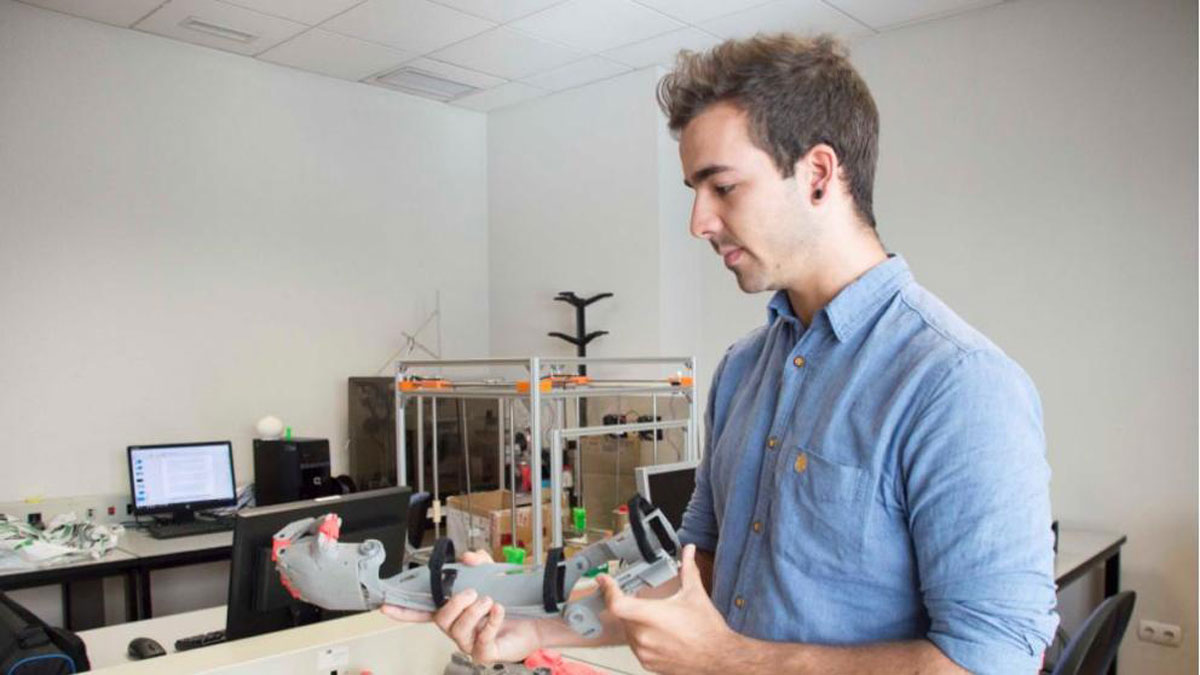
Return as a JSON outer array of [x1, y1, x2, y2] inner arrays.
[[128, 441, 237, 514], [635, 460, 699, 531], [225, 486, 411, 641]]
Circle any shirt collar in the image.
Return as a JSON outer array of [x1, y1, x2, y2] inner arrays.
[[765, 254, 913, 342]]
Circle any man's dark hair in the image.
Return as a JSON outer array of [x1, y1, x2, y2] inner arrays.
[[658, 34, 880, 228]]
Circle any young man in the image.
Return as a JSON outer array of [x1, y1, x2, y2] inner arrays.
[[387, 34, 1058, 674]]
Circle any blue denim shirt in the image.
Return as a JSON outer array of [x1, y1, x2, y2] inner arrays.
[[678, 255, 1058, 673]]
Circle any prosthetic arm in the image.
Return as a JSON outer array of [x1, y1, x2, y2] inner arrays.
[[272, 496, 680, 638]]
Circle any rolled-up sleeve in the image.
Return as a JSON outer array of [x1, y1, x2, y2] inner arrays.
[[677, 354, 728, 552], [903, 349, 1059, 674]]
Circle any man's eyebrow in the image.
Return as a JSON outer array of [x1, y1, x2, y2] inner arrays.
[[684, 164, 733, 189]]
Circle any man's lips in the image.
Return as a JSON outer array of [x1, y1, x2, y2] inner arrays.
[[722, 248, 744, 267]]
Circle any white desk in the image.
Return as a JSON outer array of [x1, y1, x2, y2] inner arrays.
[[1054, 527, 1126, 590], [117, 528, 233, 619], [0, 549, 141, 629], [1053, 527, 1127, 675], [117, 529, 233, 559], [80, 606, 648, 674]]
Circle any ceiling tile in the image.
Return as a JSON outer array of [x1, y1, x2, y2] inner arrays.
[[451, 81, 546, 111], [521, 55, 629, 91], [426, 0, 566, 23], [630, 0, 773, 24], [604, 26, 722, 68], [257, 28, 413, 80], [701, 0, 873, 41], [429, 27, 583, 79], [510, 0, 683, 53], [135, 0, 309, 56], [17, 0, 166, 27], [382, 57, 507, 88], [219, 0, 364, 26], [321, 0, 495, 54], [823, 0, 1001, 31]]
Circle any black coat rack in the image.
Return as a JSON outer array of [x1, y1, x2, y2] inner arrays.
[[548, 291, 612, 426]]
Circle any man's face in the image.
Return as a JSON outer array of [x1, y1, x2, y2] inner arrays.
[[679, 101, 812, 293]]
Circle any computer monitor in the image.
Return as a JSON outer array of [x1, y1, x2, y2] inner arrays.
[[225, 486, 412, 641], [127, 441, 237, 523], [634, 460, 699, 531]]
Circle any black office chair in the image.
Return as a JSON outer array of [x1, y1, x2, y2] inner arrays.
[[1050, 591, 1136, 675]]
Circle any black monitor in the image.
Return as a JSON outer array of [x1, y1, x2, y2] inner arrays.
[[127, 441, 237, 523], [634, 460, 699, 530], [225, 486, 412, 641]]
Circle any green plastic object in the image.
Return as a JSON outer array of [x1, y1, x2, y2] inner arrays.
[[285, 426, 293, 440], [583, 564, 608, 578], [572, 507, 587, 533], [502, 545, 527, 565]]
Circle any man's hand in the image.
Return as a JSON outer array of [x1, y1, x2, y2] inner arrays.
[[598, 544, 742, 675], [381, 549, 543, 664]]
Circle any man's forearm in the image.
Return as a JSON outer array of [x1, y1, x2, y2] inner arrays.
[[533, 608, 627, 649], [732, 635, 967, 675]]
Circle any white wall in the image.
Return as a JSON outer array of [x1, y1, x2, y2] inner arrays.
[[0, 0, 490, 502], [488, 68, 674, 361]]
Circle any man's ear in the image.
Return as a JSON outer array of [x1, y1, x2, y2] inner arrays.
[[795, 144, 839, 202]]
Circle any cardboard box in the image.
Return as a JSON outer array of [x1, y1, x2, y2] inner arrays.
[[445, 489, 568, 561], [581, 471, 638, 531], [578, 435, 660, 477]]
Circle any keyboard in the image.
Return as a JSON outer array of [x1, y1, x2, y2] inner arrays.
[[146, 518, 234, 539], [174, 629, 226, 652]]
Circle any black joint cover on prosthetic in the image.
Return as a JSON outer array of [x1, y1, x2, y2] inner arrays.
[[628, 495, 660, 563], [430, 538, 457, 608], [542, 547, 566, 613]]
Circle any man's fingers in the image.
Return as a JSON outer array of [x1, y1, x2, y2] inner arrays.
[[433, 588, 479, 632], [472, 602, 505, 661], [678, 544, 702, 592], [461, 549, 495, 566], [380, 604, 431, 623], [599, 575, 645, 621], [447, 595, 494, 653]]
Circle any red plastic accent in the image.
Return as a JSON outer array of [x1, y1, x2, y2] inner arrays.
[[271, 537, 291, 563], [617, 505, 628, 514], [318, 514, 341, 541], [524, 649, 603, 675], [279, 574, 301, 600]]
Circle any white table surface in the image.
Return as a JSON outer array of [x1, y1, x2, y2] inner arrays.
[[0, 548, 137, 579], [81, 606, 648, 674], [1053, 527, 1124, 584], [116, 528, 232, 557]]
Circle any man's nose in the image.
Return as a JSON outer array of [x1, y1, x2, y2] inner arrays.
[[689, 194, 719, 240]]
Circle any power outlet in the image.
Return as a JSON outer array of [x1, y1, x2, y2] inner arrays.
[[1138, 619, 1183, 647]]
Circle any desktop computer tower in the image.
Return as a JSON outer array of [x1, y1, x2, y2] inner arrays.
[[253, 438, 332, 506]]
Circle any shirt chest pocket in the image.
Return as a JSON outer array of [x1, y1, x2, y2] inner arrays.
[[771, 446, 871, 573]]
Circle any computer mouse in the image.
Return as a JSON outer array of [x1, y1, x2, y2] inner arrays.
[[127, 636, 166, 660]]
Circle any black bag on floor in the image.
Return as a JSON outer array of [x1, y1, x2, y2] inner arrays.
[[0, 590, 90, 674]]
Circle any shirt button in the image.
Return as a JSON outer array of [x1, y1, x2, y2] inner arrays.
[[752, 521, 763, 533], [793, 356, 806, 368], [734, 596, 746, 609], [766, 436, 778, 450], [794, 452, 808, 474]]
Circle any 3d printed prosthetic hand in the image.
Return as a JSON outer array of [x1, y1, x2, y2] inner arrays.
[[271, 496, 680, 639]]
